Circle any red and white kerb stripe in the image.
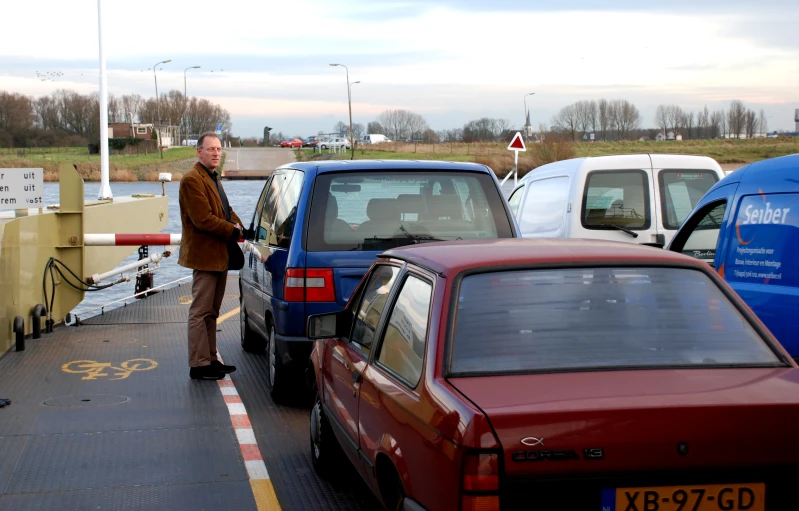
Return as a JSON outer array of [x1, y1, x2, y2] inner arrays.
[[216, 354, 281, 510]]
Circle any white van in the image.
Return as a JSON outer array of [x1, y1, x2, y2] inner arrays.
[[361, 134, 392, 145], [507, 154, 725, 247]]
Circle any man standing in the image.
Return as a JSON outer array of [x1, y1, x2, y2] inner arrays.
[[178, 132, 242, 380]]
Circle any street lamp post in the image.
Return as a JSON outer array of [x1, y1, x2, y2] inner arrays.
[[524, 92, 535, 142], [330, 63, 355, 160], [183, 65, 200, 147], [153, 59, 171, 159], [350, 81, 361, 148]]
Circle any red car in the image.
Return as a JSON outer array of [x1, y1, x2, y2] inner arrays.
[[280, 138, 302, 148], [307, 238, 799, 511]]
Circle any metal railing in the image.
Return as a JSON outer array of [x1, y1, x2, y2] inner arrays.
[[70, 275, 192, 321]]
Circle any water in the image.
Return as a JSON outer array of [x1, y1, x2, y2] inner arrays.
[[43, 179, 267, 319]]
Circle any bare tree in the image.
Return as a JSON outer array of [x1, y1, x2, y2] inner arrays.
[[758, 109, 768, 135], [333, 120, 348, 135], [614, 100, 640, 140], [120, 94, 143, 123], [655, 105, 669, 137], [684, 112, 695, 139], [551, 104, 580, 141], [717, 110, 728, 138], [598, 99, 610, 140], [107, 94, 122, 123], [34, 96, 59, 131], [697, 106, 710, 139], [366, 121, 384, 135], [744, 109, 758, 139], [352, 123, 365, 141], [727, 100, 746, 138]]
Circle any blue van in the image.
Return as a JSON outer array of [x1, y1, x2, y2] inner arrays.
[[668, 153, 799, 359], [239, 160, 519, 396]]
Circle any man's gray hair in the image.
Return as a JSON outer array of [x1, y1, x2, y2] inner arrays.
[[197, 132, 220, 149]]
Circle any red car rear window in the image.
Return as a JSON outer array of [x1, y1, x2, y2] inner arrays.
[[449, 267, 782, 375]]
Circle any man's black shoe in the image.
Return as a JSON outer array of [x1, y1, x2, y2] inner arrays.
[[210, 360, 236, 374], [189, 365, 225, 380]]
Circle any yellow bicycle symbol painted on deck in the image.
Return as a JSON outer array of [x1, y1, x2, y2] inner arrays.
[[61, 359, 158, 380]]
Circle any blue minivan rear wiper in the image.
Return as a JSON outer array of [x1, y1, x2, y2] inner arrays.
[[397, 225, 445, 242]]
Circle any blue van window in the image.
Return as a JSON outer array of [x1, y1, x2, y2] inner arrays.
[[272, 170, 304, 248], [725, 193, 798, 287], [582, 170, 650, 230], [680, 201, 726, 266], [257, 175, 282, 243], [307, 171, 513, 252], [659, 170, 719, 229]]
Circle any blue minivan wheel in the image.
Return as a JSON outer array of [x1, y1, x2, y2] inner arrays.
[[266, 323, 287, 398], [240, 306, 264, 353]]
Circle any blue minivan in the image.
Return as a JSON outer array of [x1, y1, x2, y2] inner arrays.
[[668, 153, 799, 359], [239, 160, 519, 396]]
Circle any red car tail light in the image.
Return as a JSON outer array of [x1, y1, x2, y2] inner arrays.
[[284, 268, 336, 303], [461, 495, 500, 511], [460, 450, 500, 510], [462, 452, 499, 492]]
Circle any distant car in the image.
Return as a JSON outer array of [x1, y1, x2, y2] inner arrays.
[[362, 134, 392, 145], [307, 238, 799, 511], [303, 136, 319, 147], [317, 137, 351, 150], [239, 160, 518, 399], [281, 138, 302, 148]]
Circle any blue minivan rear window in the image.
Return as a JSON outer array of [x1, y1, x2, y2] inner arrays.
[[306, 171, 513, 251]]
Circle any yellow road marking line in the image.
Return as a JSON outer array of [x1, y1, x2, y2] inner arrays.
[[218, 307, 240, 325], [250, 479, 281, 511]]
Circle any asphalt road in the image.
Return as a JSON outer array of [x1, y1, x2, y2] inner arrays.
[[224, 148, 297, 171]]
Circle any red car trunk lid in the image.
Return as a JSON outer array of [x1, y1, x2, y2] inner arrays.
[[448, 368, 799, 477]]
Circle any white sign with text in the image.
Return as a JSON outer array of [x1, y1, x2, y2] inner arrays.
[[0, 168, 44, 210]]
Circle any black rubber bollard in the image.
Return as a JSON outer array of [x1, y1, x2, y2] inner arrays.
[[32, 304, 45, 339], [13, 316, 24, 351]]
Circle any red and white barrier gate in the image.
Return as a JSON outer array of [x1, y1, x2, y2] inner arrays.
[[84, 233, 181, 246]]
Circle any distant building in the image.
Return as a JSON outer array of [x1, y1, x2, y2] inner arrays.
[[108, 122, 179, 147]]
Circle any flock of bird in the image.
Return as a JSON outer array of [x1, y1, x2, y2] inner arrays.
[[35, 71, 64, 82]]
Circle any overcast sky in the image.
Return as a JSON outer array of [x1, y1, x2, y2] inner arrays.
[[2, 0, 798, 137]]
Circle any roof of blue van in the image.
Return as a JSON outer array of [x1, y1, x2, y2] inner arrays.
[[279, 160, 494, 174], [708, 153, 799, 193]]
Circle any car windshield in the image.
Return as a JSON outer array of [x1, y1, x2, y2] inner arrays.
[[307, 171, 513, 251], [449, 267, 781, 375], [660, 170, 719, 229]]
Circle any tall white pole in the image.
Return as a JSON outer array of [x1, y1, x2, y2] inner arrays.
[[97, 0, 112, 199]]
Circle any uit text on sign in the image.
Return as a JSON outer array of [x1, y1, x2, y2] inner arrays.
[[0, 168, 44, 210]]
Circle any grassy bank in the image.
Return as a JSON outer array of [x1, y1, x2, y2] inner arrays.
[[0, 147, 201, 182], [302, 137, 799, 177]]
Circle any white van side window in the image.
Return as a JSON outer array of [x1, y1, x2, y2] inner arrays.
[[519, 177, 570, 235], [659, 170, 720, 229], [582, 170, 650, 230]]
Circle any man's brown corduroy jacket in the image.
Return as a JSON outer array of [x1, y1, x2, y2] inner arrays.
[[178, 162, 243, 272]]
